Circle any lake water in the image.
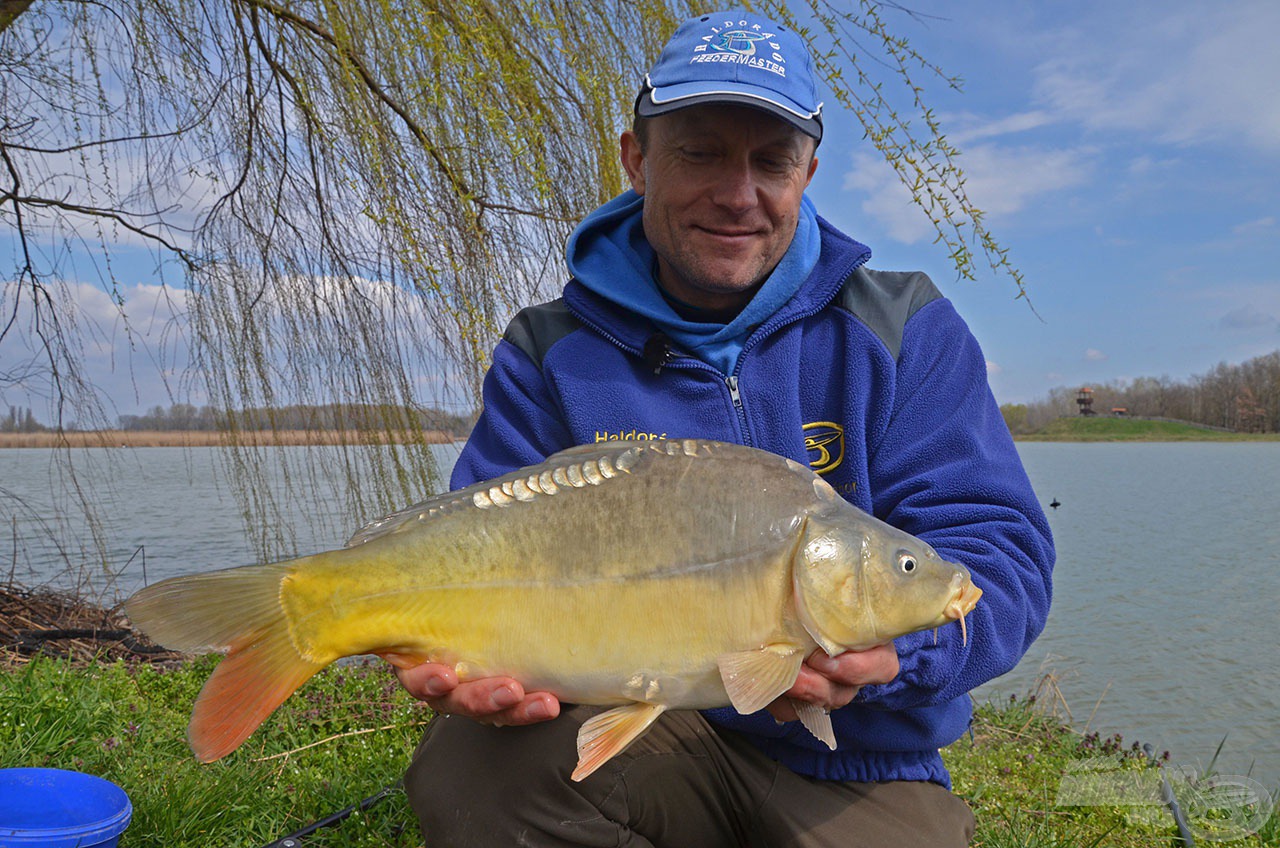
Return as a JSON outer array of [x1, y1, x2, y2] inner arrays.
[[980, 442, 1280, 789], [2, 441, 1277, 786]]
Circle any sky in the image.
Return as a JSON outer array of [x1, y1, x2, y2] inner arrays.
[[3, 0, 1278, 419], [807, 0, 1280, 404]]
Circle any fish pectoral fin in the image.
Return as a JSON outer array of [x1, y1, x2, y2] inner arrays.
[[716, 644, 806, 716], [790, 698, 837, 750], [573, 702, 667, 783]]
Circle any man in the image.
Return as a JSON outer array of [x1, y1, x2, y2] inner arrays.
[[398, 10, 1054, 847]]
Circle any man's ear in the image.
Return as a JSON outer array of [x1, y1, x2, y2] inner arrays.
[[619, 130, 646, 196]]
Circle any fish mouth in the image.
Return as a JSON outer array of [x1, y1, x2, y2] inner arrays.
[[944, 578, 983, 646]]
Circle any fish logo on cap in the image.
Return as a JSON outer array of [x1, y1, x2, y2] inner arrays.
[[709, 28, 769, 57], [636, 11, 824, 141]]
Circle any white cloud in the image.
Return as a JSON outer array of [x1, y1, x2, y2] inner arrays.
[[841, 152, 934, 243], [954, 144, 1093, 217], [841, 142, 1092, 244], [986, 360, 1003, 376], [1085, 348, 1108, 362], [948, 110, 1057, 145]]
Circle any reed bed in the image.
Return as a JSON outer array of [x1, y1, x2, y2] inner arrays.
[[0, 430, 456, 449]]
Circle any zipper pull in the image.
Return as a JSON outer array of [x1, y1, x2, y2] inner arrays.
[[726, 376, 744, 410], [642, 333, 673, 375]]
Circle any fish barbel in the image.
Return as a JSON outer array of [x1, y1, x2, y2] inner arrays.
[[124, 439, 982, 780]]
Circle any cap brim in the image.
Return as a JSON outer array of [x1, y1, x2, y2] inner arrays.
[[637, 84, 823, 140]]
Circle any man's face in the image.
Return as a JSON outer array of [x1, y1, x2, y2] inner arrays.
[[620, 104, 818, 313]]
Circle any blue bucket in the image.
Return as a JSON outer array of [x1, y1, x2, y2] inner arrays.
[[0, 769, 132, 848]]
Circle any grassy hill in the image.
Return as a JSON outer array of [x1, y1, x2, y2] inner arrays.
[[1018, 416, 1280, 441]]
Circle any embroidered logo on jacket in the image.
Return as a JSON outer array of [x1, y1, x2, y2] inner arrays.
[[802, 421, 845, 476]]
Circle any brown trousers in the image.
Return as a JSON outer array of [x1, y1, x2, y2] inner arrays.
[[404, 705, 974, 847]]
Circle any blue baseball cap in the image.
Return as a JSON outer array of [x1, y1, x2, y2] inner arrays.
[[636, 11, 823, 141]]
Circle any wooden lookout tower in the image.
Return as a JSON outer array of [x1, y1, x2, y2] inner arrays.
[[1076, 386, 1095, 416]]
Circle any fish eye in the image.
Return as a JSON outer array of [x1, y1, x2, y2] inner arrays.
[[898, 553, 917, 574]]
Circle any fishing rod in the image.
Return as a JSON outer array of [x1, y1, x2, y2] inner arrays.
[[1143, 743, 1196, 847], [260, 780, 402, 848]]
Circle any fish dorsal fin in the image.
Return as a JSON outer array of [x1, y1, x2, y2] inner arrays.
[[573, 702, 667, 782], [716, 643, 806, 715]]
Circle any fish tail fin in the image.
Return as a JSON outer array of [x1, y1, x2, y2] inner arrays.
[[186, 619, 324, 762], [124, 563, 325, 762]]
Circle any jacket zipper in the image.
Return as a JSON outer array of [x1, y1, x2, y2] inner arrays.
[[725, 374, 753, 446], [726, 375, 743, 409], [570, 318, 758, 446]]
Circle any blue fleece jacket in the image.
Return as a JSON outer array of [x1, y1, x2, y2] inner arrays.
[[450, 205, 1055, 788]]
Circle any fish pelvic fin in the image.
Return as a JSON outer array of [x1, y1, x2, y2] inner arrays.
[[716, 643, 806, 715], [573, 702, 667, 782], [124, 562, 324, 762]]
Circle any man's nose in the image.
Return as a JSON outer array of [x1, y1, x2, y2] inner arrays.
[[708, 159, 759, 213]]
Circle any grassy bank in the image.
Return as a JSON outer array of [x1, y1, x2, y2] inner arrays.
[[1017, 417, 1280, 442], [3, 590, 1276, 846], [3, 661, 1275, 846]]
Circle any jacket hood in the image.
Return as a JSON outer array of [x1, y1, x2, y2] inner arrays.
[[565, 189, 841, 375], [564, 191, 871, 367]]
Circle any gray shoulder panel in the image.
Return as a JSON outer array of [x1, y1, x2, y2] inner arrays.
[[503, 298, 582, 368], [834, 268, 942, 360]]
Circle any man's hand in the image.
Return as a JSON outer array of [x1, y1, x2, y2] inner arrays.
[[766, 643, 899, 722], [394, 662, 561, 727]]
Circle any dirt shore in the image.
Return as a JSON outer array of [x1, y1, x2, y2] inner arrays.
[[0, 430, 458, 448], [1, 583, 181, 667]]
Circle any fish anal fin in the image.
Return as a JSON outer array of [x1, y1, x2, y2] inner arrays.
[[716, 643, 805, 716], [572, 702, 667, 782], [188, 624, 325, 763], [790, 698, 837, 750]]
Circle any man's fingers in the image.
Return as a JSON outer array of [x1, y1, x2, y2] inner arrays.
[[436, 678, 525, 716], [770, 644, 900, 721], [432, 684, 561, 726], [483, 692, 561, 727], [783, 665, 861, 711], [767, 698, 799, 723], [394, 661, 458, 701], [392, 661, 561, 726], [806, 644, 899, 687]]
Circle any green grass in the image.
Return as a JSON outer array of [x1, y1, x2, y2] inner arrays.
[[1018, 416, 1280, 441], [0, 656, 426, 846], [2, 657, 1277, 846], [945, 690, 1280, 847]]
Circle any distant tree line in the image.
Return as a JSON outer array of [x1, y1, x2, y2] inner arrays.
[[2, 406, 45, 433], [117, 403, 476, 438], [1003, 349, 1280, 434]]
